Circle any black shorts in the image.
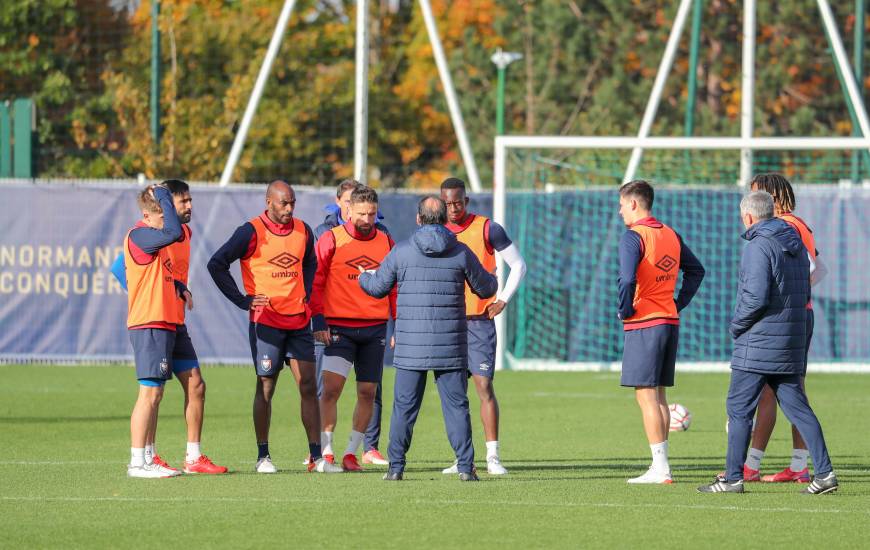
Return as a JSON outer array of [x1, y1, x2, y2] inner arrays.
[[129, 328, 176, 383], [172, 324, 199, 374], [620, 324, 679, 388], [467, 318, 496, 379], [249, 322, 316, 377], [321, 324, 387, 383]]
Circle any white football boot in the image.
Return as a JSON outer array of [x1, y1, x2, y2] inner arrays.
[[127, 462, 181, 478], [442, 460, 459, 474], [486, 456, 508, 475], [310, 457, 343, 473], [255, 456, 278, 474], [627, 467, 673, 484]]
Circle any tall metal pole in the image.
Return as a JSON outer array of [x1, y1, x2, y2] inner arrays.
[[818, 0, 870, 151], [353, 0, 370, 183], [684, 0, 702, 137], [418, 0, 482, 192], [852, 0, 866, 183], [219, 0, 297, 186], [151, 0, 161, 146], [623, 0, 694, 183], [496, 66, 506, 135], [739, 0, 756, 186]]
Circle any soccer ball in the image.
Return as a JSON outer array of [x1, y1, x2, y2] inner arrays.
[[668, 403, 692, 432]]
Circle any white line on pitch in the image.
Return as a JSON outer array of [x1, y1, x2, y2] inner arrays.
[[0, 496, 862, 516]]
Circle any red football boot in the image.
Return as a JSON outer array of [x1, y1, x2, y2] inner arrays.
[[183, 455, 228, 474], [762, 467, 810, 483], [342, 453, 363, 472], [323, 454, 335, 465], [716, 465, 760, 482]]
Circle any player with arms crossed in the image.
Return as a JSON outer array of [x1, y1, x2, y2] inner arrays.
[[123, 184, 186, 478], [617, 180, 705, 484], [439, 177, 527, 475], [737, 173, 827, 483], [112, 180, 227, 474], [208, 180, 340, 474], [309, 186, 397, 471]]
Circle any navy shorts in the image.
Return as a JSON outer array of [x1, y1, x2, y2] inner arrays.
[[172, 324, 199, 374], [467, 318, 496, 379], [249, 322, 316, 377], [800, 309, 815, 376], [322, 323, 387, 383], [130, 328, 176, 385], [621, 324, 679, 388]]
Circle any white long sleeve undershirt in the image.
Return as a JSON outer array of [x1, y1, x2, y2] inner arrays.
[[495, 243, 527, 303]]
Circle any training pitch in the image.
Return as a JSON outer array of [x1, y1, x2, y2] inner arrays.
[[2, 366, 869, 548]]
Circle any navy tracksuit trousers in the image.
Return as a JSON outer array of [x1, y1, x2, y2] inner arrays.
[[388, 368, 474, 474], [726, 369, 833, 481]]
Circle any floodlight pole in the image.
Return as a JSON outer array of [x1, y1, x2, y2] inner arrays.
[[684, 0, 703, 138], [219, 0, 297, 187], [852, 0, 866, 183], [492, 49, 522, 135], [739, 0, 757, 186], [353, 0, 370, 183], [418, 0, 482, 192], [623, 0, 694, 183], [151, 0, 161, 147]]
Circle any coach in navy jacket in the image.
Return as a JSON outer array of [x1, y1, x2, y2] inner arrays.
[[359, 196, 497, 480], [700, 191, 836, 494]]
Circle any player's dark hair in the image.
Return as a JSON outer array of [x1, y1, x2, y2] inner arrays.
[[337, 179, 363, 198], [750, 172, 795, 212], [350, 186, 378, 205], [418, 195, 447, 225], [440, 177, 467, 195], [619, 180, 654, 211], [162, 179, 189, 196]]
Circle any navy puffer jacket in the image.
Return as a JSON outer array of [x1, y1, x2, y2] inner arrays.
[[358, 224, 498, 370], [729, 217, 810, 374]]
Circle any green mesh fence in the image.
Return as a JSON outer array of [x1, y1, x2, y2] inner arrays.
[[503, 149, 870, 366]]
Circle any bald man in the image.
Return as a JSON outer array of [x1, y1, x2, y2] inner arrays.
[[208, 181, 342, 474]]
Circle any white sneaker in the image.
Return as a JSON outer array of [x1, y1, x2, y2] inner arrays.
[[442, 461, 459, 474], [127, 462, 181, 478], [310, 457, 343, 473], [255, 456, 278, 474], [627, 467, 673, 484], [487, 456, 508, 475], [302, 455, 311, 466]]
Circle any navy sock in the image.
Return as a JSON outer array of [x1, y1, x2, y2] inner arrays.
[[309, 442, 322, 460], [257, 442, 270, 460]]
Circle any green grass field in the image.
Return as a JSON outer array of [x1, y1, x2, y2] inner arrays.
[[2, 366, 869, 548]]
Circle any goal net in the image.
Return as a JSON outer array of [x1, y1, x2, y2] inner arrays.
[[493, 137, 870, 372]]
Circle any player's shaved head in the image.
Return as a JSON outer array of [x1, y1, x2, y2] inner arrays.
[[265, 180, 296, 225]]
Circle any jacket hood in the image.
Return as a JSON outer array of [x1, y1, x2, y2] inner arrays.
[[411, 224, 457, 257], [743, 217, 803, 256]]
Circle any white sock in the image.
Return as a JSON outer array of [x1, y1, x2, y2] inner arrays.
[[745, 448, 765, 471], [790, 449, 809, 471], [131, 447, 145, 468], [321, 431, 334, 457], [650, 441, 669, 473], [144, 444, 155, 464], [186, 442, 201, 463], [485, 440, 499, 460], [345, 430, 364, 457]]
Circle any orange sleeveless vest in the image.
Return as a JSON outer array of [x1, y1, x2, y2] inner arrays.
[[623, 222, 681, 330], [454, 215, 497, 316], [324, 226, 391, 321], [240, 216, 307, 316], [166, 224, 191, 322], [780, 212, 816, 310], [124, 229, 182, 328]]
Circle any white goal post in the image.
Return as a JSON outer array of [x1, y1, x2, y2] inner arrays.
[[492, 135, 870, 373]]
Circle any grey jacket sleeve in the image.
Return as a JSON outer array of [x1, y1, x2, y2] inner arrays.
[[729, 241, 772, 339], [463, 247, 498, 299], [359, 247, 398, 299]]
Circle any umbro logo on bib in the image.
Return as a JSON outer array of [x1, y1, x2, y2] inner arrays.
[[345, 255, 380, 271], [655, 255, 677, 272], [268, 252, 300, 270]]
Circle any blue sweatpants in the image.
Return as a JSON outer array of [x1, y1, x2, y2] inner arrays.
[[315, 340, 383, 451], [726, 369, 833, 481], [388, 368, 474, 475]]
